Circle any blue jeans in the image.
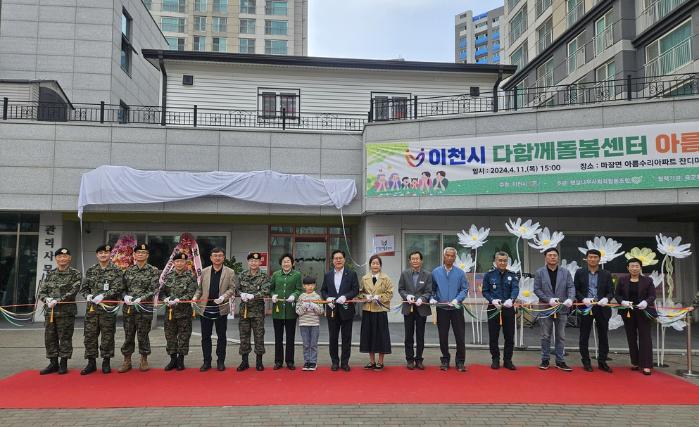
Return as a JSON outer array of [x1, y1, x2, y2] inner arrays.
[[540, 315, 567, 363], [300, 325, 319, 364]]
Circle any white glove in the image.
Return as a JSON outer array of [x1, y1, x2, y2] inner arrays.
[[173, 298, 180, 304], [123, 295, 134, 305], [563, 299, 573, 308], [213, 296, 224, 305], [366, 295, 374, 302], [163, 296, 171, 304], [406, 295, 415, 303], [621, 300, 632, 308], [245, 293, 254, 301], [450, 299, 459, 307], [86, 294, 94, 302], [429, 298, 437, 305], [548, 298, 560, 306], [271, 294, 278, 303], [286, 295, 295, 303], [134, 297, 142, 304], [92, 294, 104, 304], [415, 298, 423, 307], [492, 299, 502, 308], [582, 298, 592, 307], [45, 298, 58, 308], [503, 299, 513, 308], [637, 300, 648, 310], [167, 298, 177, 307], [336, 295, 347, 304], [598, 297, 608, 307], [373, 294, 381, 302], [326, 297, 335, 303]]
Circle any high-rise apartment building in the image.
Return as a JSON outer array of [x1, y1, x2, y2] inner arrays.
[[145, 0, 308, 54], [455, 6, 504, 64]]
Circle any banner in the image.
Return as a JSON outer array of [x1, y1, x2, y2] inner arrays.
[[372, 234, 395, 256], [366, 121, 699, 197]]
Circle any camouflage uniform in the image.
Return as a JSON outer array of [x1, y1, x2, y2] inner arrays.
[[121, 263, 160, 356], [81, 263, 125, 359], [237, 270, 271, 356], [162, 269, 197, 355], [37, 267, 82, 359]]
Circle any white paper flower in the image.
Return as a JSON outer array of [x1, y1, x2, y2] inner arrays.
[[649, 270, 663, 288], [560, 259, 580, 278], [456, 253, 475, 273], [492, 257, 521, 274], [517, 277, 538, 304], [457, 224, 490, 249], [505, 218, 541, 240], [608, 310, 624, 330], [577, 236, 625, 264], [528, 227, 565, 252], [656, 234, 692, 259], [656, 303, 687, 331]]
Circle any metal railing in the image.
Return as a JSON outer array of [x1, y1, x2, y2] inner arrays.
[[639, 0, 687, 33], [593, 23, 615, 56], [643, 38, 692, 77]]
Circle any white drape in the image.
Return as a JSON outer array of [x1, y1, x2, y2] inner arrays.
[[77, 165, 357, 218]]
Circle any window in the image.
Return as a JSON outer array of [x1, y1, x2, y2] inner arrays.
[[595, 60, 616, 100], [214, 0, 228, 13], [594, 10, 614, 56], [212, 16, 227, 32], [536, 17, 553, 54], [269, 226, 350, 277], [265, 20, 288, 35], [536, 58, 554, 87], [458, 37, 467, 49], [194, 0, 207, 12], [258, 88, 300, 119], [372, 92, 410, 121], [193, 35, 206, 51], [162, 0, 185, 13], [509, 5, 527, 45], [143, 0, 152, 9], [567, 32, 585, 74], [510, 41, 527, 71], [240, 18, 256, 34], [536, 0, 552, 17], [240, 38, 255, 53], [161, 17, 185, 33], [644, 19, 692, 77], [265, 0, 288, 15], [165, 36, 185, 50], [265, 39, 287, 55], [240, 0, 256, 14], [595, 59, 616, 80], [118, 101, 129, 124], [507, 0, 521, 11], [213, 37, 227, 52], [120, 9, 132, 74], [194, 16, 206, 32], [567, 0, 584, 28]]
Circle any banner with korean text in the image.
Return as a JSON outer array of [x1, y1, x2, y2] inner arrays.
[[366, 121, 699, 197]]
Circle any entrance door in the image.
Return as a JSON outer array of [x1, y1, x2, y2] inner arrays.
[[0, 233, 38, 312], [294, 238, 327, 281]]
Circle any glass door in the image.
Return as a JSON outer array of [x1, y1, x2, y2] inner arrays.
[[294, 238, 327, 280]]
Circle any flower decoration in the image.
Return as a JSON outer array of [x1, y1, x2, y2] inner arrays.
[[560, 259, 580, 278], [624, 247, 658, 266], [457, 225, 490, 249], [517, 277, 538, 305], [456, 253, 475, 273], [577, 236, 625, 264], [492, 257, 521, 274], [505, 218, 541, 240], [608, 310, 624, 330], [528, 227, 565, 252], [656, 302, 687, 331], [649, 270, 663, 288], [656, 234, 692, 259], [110, 234, 136, 270]]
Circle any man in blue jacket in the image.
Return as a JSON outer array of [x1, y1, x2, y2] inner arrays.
[[482, 251, 519, 370], [430, 247, 468, 372]]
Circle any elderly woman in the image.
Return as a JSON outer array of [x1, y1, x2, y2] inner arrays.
[[359, 254, 393, 370], [270, 253, 302, 370], [615, 257, 656, 375]]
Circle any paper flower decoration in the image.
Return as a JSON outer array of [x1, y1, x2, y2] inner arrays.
[[608, 310, 624, 330], [528, 227, 565, 252], [577, 236, 625, 264], [457, 225, 490, 249], [656, 234, 692, 259], [517, 277, 538, 304], [624, 247, 658, 266], [649, 270, 663, 288], [490, 257, 521, 274], [656, 303, 687, 331], [560, 259, 580, 278], [456, 253, 475, 273], [505, 218, 541, 240], [110, 234, 136, 270]]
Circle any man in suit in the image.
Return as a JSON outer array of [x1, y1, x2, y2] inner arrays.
[[482, 251, 519, 370], [192, 247, 237, 372], [574, 249, 613, 373], [398, 250, 433, 370], [320, 249, 359, 372], [533, 247, 575, 371]]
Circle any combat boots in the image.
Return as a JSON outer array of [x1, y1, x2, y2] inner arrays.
[[237, 354, 249, 371], [256, 354, 264, 371], [58, 357, 68, 374], [81, 358, 97, 375], [164, 354, 177, 371], [176, 354, 185, 371], [139, 354, 150, 372], [118, 355, 132, 373], [40, 357, 58, 375]]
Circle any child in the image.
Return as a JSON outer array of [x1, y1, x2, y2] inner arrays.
[[296, 276, 324, 371]]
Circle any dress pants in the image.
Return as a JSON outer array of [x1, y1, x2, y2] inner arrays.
[[327, 316, 353, 366], [436, 308, 466, 364], [487, 306, 515, 362], [273, 318, 297, 364], [200, 313, 228, 363], [403, 311, 427, 362], [540, 314, 567, 363], [622, 308, 653, 369], [579, 306, 609, 365]]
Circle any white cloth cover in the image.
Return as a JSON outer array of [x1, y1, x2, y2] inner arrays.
[[78, 165, 357, 218]]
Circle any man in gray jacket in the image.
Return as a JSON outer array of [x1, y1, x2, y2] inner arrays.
[[533, 247, 575, 372], [398, 250, 433, 370]]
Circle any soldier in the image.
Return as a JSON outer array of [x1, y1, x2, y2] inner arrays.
[[37, 247, 82, 375], [162, 252, 198, 371], [119, 243, 160, 373], [237, 252, 271, 371], [80, 244, 125, 375]]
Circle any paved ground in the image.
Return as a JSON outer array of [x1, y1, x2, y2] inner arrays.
[[1, 316, 697, 425]]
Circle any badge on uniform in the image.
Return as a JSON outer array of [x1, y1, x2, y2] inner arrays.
[[419, 281, 424, 284], [508, 276, 512, 281], [493, 285, 497, 289], [103, 282, 110, 291]]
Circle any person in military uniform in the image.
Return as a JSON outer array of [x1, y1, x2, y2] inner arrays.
[[80, 244, 125, 375], [119, 243, 160, 373], [482, 251, 520, 371], [37, 247, 82, 375], [237, 252, 271, 371], [162, 252, 198, 371]]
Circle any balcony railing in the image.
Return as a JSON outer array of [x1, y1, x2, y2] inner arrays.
[[643, 37, 692, 77], [639, 0, 687, 33], [567, 45, 586, 74], [567, 0, 585, 28], [593, 24, 615, 56], [537, 30, 552, 54]]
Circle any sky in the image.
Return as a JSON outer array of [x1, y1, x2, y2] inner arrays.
[[308, 0, 504, 62]]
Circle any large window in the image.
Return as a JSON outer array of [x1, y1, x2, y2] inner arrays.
[[240, 38, 255, 53], [214, 0, 228, 13], [212, 16, 227, 32], [567, 32, 585, 74], [510, 40, 527, 71], [258, 87, 299, 118], [644, 19, 692, 77], [120, 9, 132, 74], [162, 0, 186, 13], [193, 35, 206, 51], [509, 5, 527, 45], [265, 19, 288, 35], [194, 16, 207, 32], [536, 57, 554, 87], [372, 92, 409, 121], [194, 0, 207, 12], [536, 17, 553, 54], [567, 0, 585, 28], [594, 10, 614, 56], [240, 18, 256, 34], [269, 226, 351, 278], [213, 37, 227, 52], [265, 39, 288, 54], [165, 36, 185, 51], [0, 213, 38, 313], [161, 17, 185, 33], [536, 0, 552, 17], [595, 59, 617, 100], [265, 0, 288, 16], [240, 0, 256, 14]]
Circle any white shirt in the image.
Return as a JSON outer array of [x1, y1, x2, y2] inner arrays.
[[334, 268, 344, 293]]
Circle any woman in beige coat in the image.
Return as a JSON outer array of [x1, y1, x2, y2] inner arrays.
[[359, 255, 394, 370]]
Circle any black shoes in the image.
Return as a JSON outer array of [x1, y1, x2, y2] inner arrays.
[[164, 354, 177, 371], [415, 360, 425, 370], [102, 358, 111, 374], [256, 355, 264, 371], [58, 357, 68, 375], [81, 358, 97, 375], [583, 363, 593, 372], [331, 363, 339, 371], [598, 362, 613, 373], [341, 364, 351, 372], [176, 354, 185, 371], [364, 362, 376, 370], [556, 362, 573, 372], [491, 360, 500, 370], [456, 362, 467, 372], [237, 354, 249, 371], [217, 360, 226, 371], [40, 358, 59, 375], [406, 360, 415, 370], [440, 359, 449, 371], [273, 362, 283, 370], [200, 361, 211, 372], [539, 360, 550, 370], [503, 361, 516, 371], [287, 362, 295, 371]]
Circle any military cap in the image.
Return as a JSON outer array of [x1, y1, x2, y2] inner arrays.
[[135, 243, 149, 252], [54, 247, 71, 256], [173, 252, 188, 260], [247, 252, 261, 260], [96, 244, 112, 253]]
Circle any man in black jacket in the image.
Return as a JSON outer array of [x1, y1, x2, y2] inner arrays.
[[574, 249, 613, 373]]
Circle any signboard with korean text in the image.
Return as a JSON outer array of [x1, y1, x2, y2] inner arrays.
[[366, 121, 699, 197], [372, 234, 395, 256]]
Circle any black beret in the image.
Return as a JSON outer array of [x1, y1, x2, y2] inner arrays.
[[247, 252, 261, 260], [135, 243, 149, 252], [96, 244, 112, 253], [173, 252, 188, 260], [54, 247, 71, 256]]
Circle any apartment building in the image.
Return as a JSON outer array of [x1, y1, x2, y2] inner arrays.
[[455, 6, 504, 64]]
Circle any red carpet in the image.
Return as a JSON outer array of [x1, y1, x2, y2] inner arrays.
[[1, 365, 698, 408]]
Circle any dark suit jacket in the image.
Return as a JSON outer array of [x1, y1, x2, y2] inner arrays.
[[397, 268, 432, 317], [614, 275, 657, 316], [574, 267, 613, 318], [320, 268, 359, 320]]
